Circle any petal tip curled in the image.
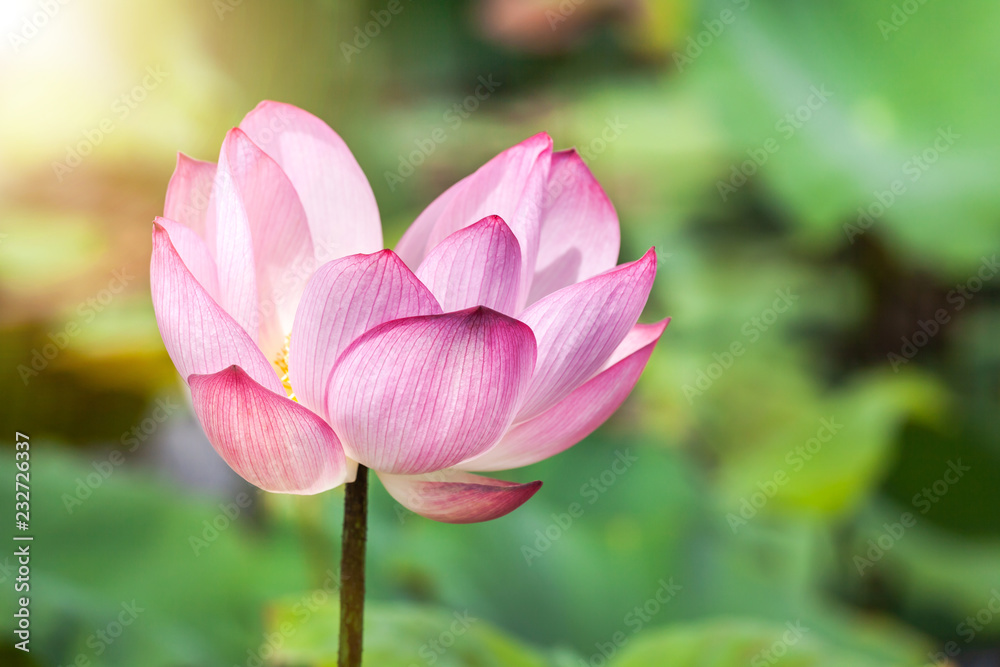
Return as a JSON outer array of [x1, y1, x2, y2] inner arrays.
[[187, 363, 242, 385], [640, 246, 657, 269], [380, 471, 542, 524], [526, 131, 554, 151]]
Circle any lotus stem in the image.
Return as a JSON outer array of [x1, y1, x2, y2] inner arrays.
[[338, 465, 368, 667]]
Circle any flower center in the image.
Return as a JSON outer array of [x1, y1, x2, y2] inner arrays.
[[272, 334, 296, 401]]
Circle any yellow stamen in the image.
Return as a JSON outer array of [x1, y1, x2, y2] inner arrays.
[[273, 334, 297, 401]]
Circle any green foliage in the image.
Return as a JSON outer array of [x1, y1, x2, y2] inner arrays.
[[267, 600, 554, 667], [611, 618, 929, 667]]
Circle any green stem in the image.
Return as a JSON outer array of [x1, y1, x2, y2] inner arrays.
[[338, 465, 368, 667]]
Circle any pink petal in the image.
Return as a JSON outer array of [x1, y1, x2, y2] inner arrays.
[[516, 249, 657, 421], [459, 319, 668, 472], [217, 128, 315, 359], [163, 153, 216, 238], [189, 365, 348, 494], [415, 215, 521, 315], [206, 144, 259, 345], [378, 470, 541, 523], [150, 220, 282, 394], [155, 217, 220, 301], [396, 133, 552, 304], [239, 101, 382, 263], [326, 307, 536, 475], [289, 250, 442, 417], [527, 149, 620, 305]]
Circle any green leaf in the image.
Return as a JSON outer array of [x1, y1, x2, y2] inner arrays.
[[611, 617, 929, 667], [267, 599, 556, 667]]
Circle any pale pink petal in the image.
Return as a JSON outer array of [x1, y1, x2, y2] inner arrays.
[[528, 149, 620, 305], [289, 250, 442, 417], [189, 365, 348, 494], [415, 215, 521, 315], [155, 217, 220, 301], [239, 101, 381, 263], [460, 320, 668, 471], [150, 221, 282, 394], [206, 146, 259, 344], [326, 307, 536, 475], [516, 249, 657, 421], [378, 470, 541, 523], [163, 153, 216, 238], [396, 133, 552, 305], [218, 128, 315, 359]]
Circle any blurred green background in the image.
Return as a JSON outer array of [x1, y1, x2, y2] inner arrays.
[[1, 0, 998, 665]]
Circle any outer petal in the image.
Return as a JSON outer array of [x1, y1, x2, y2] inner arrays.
[[189, 366, 348, 494], [155, 217, 220, 301], [528, 149, 620, 305], [150, 221, 283, 394], [415, 215, 521, 316], [239, 101, 382, 263], [396, 133, 552, 305], [516, 249, 657, 421], [326, 307, 536, 475], [459, 320, 668, 472], [289, 250, 442, 417], [164, 153, 216, 237], [206, 146, 259, 344], [218, 128, 315, 358], [378, 470, 541, 523]]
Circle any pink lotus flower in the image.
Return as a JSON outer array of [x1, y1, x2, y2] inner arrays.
[[151, 101, 666, 523]]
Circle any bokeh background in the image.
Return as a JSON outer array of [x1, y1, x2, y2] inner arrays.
[[1, 0, 999, 665]]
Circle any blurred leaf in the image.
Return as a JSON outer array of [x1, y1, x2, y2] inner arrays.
[[716, 370, 947, 517], [268, 600, 555, 667], [611, 617, 930, 667]]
